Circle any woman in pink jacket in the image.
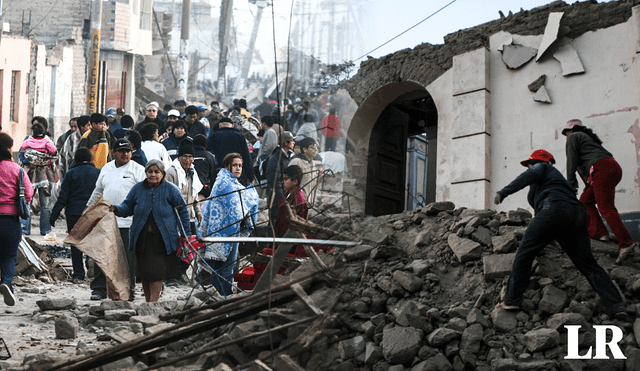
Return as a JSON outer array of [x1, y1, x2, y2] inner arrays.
[[19, 122, 57, 237], [0, 132, 34, 306]]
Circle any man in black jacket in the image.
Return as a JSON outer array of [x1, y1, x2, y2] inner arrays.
[[193, 134, 217, 198]]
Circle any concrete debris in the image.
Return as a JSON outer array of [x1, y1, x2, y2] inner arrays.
[[553, 43, 585, 76], [10, 200, 640, 370], [55, 315, 79, 339], [497, 35, 513, 52], [501, 44, 538, 69], [533, 85, 552, 103], [536, 12, 564, 62], [528, 74, 547, 92]]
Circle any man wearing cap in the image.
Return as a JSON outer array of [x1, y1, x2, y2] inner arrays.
[[207, 117, 254, 185], [87, 138, 146, 300], [206, 106, 222, 133], [106, 107, 122, 134], [135, 102, 167, 134], [265, 131, 296, 221], [79, 113, 117, 170], [184, 105, 206, 137], [165, 138, 203, 286], [197, 105, 211, 136]]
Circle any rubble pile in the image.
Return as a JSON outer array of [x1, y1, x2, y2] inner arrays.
[[12, 202, 640, 371]]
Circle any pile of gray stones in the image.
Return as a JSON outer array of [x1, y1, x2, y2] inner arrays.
[[15, 202, 640, 370]]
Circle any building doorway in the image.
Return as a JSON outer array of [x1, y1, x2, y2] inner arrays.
[[365, 91, 437, 216]]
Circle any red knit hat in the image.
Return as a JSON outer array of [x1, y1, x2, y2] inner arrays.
[[520, 149, 554, 167]]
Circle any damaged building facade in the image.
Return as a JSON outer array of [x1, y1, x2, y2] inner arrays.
[[1, 0, 152, 141], [346, 0, 640, 238]]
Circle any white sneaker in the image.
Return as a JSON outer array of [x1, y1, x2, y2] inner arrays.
[[0, 283, 15, 306], [43, 232, 56, 241]]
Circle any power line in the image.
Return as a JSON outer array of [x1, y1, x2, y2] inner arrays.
[[353, 0, 457, 62], [26, 0, 62, 36]]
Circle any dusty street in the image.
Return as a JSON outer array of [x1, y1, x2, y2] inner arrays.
[[0, 215, 190, 369]]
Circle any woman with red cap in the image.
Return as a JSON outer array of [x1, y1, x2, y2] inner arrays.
[[562, 119, 637, 264], [494, 150, 626, 319]]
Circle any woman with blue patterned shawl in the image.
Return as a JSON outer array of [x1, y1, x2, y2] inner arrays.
[[198, 152, 259, 296]]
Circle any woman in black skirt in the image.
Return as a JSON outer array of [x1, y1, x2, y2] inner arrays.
[[111, 159, 191, 302]]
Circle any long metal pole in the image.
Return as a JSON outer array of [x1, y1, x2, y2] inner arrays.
[[87, 0, 102, 114], [237, 3, 265, 91], [177, 0, 191, 101]]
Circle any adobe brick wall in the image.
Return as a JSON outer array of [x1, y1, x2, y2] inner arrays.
[[346, 0, 640, 105]]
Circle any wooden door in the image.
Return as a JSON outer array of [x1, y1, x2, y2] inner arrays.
[[365, 106, 409, 216]]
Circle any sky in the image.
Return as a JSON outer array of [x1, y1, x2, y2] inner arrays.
[[231, 0, 617, 75], [360, 0, 617, 61]]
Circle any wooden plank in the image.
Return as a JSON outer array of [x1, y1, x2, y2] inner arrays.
[[291, 283, 323, 315], [251, 241, 296, 293]]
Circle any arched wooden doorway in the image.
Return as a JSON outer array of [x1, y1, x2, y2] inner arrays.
[[365, 90, 438, 216]]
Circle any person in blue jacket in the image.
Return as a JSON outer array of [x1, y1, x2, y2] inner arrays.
[[494, 149, 627, 320], [110, 159, 191, 302], [50, 148, 100, 282]]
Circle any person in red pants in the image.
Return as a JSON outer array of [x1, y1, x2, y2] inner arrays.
[[563, 119, 638, 264]]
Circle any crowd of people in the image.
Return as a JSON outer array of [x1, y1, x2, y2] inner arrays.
[[0, 94, 343, 305]]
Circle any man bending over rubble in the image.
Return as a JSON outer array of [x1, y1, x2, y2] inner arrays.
[[494, 149, 627, 320]]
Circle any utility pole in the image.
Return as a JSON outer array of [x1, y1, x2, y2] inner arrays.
[[87, 0, 102, 114], [177, 0, 191, 101], [237, 0, 266, 91], [217, 0, 234, 96]]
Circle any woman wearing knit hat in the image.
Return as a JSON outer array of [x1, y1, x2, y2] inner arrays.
[[493, 149, 627, 320]]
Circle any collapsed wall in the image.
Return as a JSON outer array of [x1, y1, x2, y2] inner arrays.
[[346, 0, 640, 106]]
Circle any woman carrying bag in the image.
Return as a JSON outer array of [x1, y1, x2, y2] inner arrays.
[[0, 132, 34, 306]]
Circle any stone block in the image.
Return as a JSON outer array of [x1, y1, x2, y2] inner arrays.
[[460, 323, 483, 353], [523, 328, 559, 352], [371, 246, 404, 259], [546, 313, 588, 330], [450, 134, 491, 184], [365, 342, 383, 366], [626, 347, 640, 371], [452, 90, 491, 137], [471, 225, 492, 246], [490, 307, 518, 333], [466, 308, 490, 328], [492, 233, 517, 253], [446, 318, 467, 332], [363, 231, 390, 246], [343, 245, 374, 261], [483, 253, 516, 281], [427, 328, 461, 347], [414, 230, 433, 247], [406, 260, 431, 276], [453, 47, 489, 95], [539, 286, 567, 314], [104, 309, 137, 321], [55, 315, 79, 339], [144, 322, 174, 335], [422, 201, 455, 216], [393, 271, 423, 292], [450, 180, 491, 211], [36, 298, 77, 311], [377, 277, 405, 297], [381, 327, 424, 364], [448, 234, 483, 263], [338, 335, 365, 359], [129, 315, 161, 328]]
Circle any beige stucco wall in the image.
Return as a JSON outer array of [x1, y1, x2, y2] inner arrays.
[[33, 45, 74, 140], [487, 16, 640, 214], [0, 37, 32, 147]]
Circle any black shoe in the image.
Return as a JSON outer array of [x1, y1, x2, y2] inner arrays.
[[0, 284, 15, 306], [90, 293, 106, 300]]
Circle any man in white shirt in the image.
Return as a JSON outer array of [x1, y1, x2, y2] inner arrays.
[[87, 138, 146, 300]]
